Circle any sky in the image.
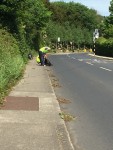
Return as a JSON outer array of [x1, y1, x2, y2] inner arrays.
[[49, 0, 111, 16]]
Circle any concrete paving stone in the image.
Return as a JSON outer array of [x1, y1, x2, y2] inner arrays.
[[0, 110, 57, 123], [23, 77, 49, 83], [0, 125, 61, 150], [12, 84, 52, 92], [39, 97, 56, 104], [9, 91, 55, 98], [0, 123, 57, 136]]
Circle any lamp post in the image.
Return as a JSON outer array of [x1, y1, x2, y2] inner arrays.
[[93, 29, 99, 54]]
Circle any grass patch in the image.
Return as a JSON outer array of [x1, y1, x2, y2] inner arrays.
[[59, 111, 76, 122]]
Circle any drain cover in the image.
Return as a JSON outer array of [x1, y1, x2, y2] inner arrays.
[[1, 96, 39, 111]]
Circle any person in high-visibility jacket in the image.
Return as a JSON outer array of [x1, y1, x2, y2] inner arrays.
[[38, 47, 50, 66]]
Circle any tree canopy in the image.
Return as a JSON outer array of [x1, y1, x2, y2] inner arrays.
[[0, 0, 51, 50], [46, 1, 103, 49]]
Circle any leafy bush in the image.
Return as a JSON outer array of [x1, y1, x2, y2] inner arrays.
[[95, 37, 113, 57], [0, 29, 25, 101]]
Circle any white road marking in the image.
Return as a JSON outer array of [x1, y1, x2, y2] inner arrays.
[[67, 56, 113, 72], [78, 59, 83, 61], [72, 57, 75, 59], [86, 62, 94, 65], [100, 67, 112, 72]]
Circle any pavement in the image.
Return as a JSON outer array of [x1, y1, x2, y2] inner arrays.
[[0, 58, 74, 150], [89, 53, 113, 60]]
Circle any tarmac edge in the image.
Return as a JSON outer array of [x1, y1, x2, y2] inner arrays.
[[45, 68, 75, 150]]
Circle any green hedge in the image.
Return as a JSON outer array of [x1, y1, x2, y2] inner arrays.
[[95, 37, 113, 57], [0, 29, 25, 101]]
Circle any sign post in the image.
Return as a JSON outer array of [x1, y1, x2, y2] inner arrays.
[[58, 37, 60, 42], [93, 29, 99, 54]]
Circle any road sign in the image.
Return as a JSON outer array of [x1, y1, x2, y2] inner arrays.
[[58, 37, 60, 42]]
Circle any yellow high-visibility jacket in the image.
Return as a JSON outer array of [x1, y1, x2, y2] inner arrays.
[[40, 47, 50, 53]]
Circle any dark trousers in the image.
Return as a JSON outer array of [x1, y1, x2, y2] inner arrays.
[[39, 51, 45, 66]]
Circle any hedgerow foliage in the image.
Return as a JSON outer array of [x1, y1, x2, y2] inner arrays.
[[96, 0, 113, 56], [0, 29, 24, 101]]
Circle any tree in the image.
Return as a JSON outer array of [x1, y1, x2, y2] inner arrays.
[[46, 1, 102, 49], [0, 0, 51, 51], [99, 0, 113, 38]]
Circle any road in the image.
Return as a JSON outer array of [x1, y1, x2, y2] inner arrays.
[[49, 53, 113, 150]]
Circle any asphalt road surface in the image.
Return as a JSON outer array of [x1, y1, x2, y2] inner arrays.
[[49, 53, 113, 150]]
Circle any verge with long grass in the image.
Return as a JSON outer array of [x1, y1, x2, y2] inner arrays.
[[0, 29, 25, 103]]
